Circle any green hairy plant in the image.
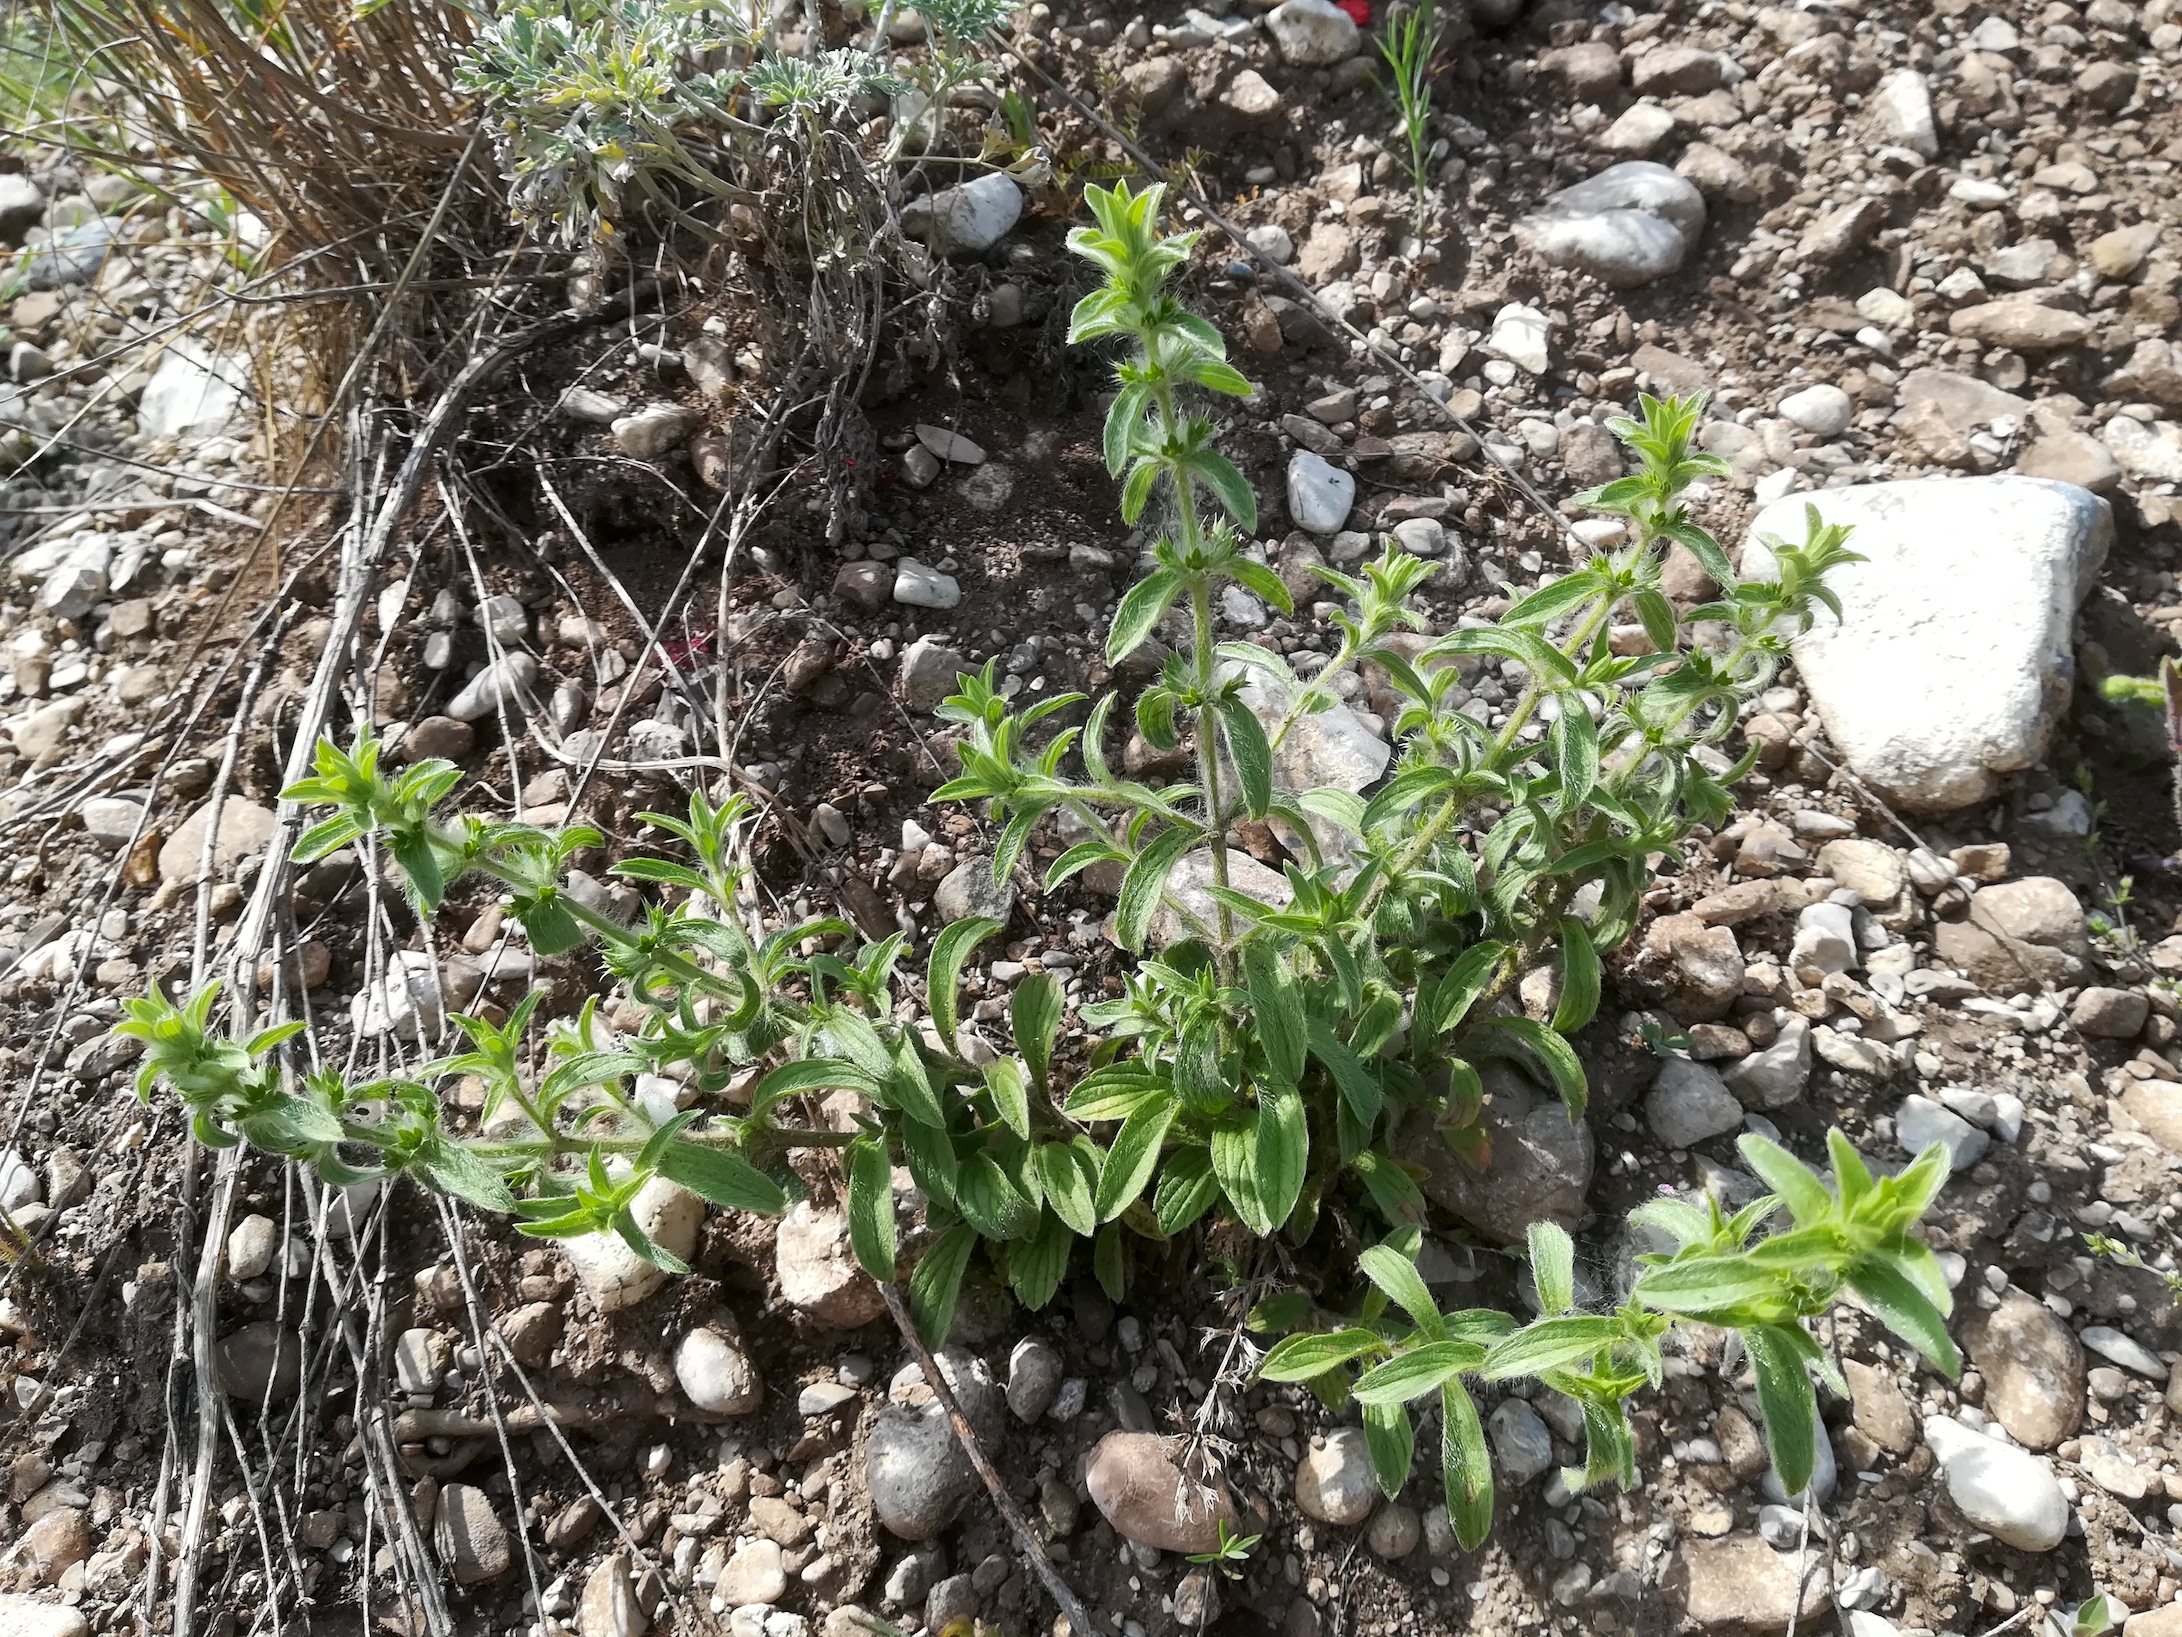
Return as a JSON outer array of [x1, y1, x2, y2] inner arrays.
[[118, 181, 1950, 1549]]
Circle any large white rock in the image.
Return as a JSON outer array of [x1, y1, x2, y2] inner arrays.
[[1287, 451, 1354, 534], [1265, 0, 1360, 64], [1741, 477, 2110, 813], [1869, 69, 1938, 159], [1488, 303, 1552, 375], [139, 339, 246, 438], [1923, 1416, 2069, 1551], [1514, 162, 1707, 288]]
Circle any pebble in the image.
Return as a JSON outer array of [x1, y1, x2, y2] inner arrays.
[[676, 1327, 764, 1416], [913, 424, 985, 465], [578, 1555, 646, 1637], [0, 1597, 86, 1637], [1778, 384, 1853, 437], [1295, 1427, 1378, 1525], [1367, 1503, 1421, 1559], [867, 1351, 998, 1539], [775, 1201, 886, 1328], [445, 651, 540, 722], [898, 634, 965, 714], [1085, 1431, 1232, 1552], [1287, 451, 1354, 534], [158, 797, 276, 885], [611, 403, 701, 461], [1644, 1058, 1743, 1149], [433, 1483, 512, 1584], [1006, 1337, 1063, 1422], [909, 172, 1021, 255], [1487, 1399, 1555, 1485], [1264, 0, 1359, 64], [1923, 1416, 2068, 1551], [1488, 303, 1552, 375], [226, 1214, 279, 1282], [891, 558, 960, 610], [562, 1176, 703, 1313], [720, 1539, 787, 1605], [1513, 162, 1706, 288], [1895, 1095, 1989, 1172], [350, 949, 444, 1041], [2079, 1325, 2167, 1379]]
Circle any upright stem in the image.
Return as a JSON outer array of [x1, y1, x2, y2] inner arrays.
[[1189, 575, 1234, 955]]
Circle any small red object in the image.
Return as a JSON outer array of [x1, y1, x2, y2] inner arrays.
[[1335, 0, 1370, 21]]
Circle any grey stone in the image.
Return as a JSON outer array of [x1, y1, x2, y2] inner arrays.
[[1870, 69, 1938, 158], [1965, 1290, 2084, 1449], [1741, 478, 2109, 813], [911, 172, 1022, 255], [1287, 451, 1354, 533], [611, 403, 701, 460], [1645, 1059, 1744, 1148], [899, 635, 965, 713], [1006, 1337, 1063, 1422], [1896, 1095, 1988, 1171], [1487, 1400, 1554, 1485], [1265, 0, 1359, 65], [434, 1484, 512, 1585], [935, 856, 1015, 924], [867, 1351, 997, 1539], [891, 558, 961, 610], [1514, 162, 1707, 288], [445, 652, 541, 722], [1778, 384, 1853, 437], [2079, 1325, 2166, 1378]]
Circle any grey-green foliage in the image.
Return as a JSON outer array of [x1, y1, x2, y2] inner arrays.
[[115, 179, 1956, 1555]]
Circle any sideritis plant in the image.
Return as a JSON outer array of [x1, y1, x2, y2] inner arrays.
[[119, 180, 1951, 1552]]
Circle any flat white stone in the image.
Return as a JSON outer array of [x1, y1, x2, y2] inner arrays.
[[1741, 477, 2110, 813]]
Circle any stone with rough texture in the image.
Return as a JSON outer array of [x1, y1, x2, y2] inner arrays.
[[1924, 1416, 2068, 1550], [913, 172, 1022, 255], [1085, 1432, 1234, 1552], [1897, 1095, 1988, 1171], [899, 635, 965, 713], [720, 1539, 787, 1606], [1514, 162, 1707, 288], [1870, 69, 1938, 158], [2122, 1080, 2182, 1155], [1643, 912, 1745, 1021], [1935, 876, 2090, 994], [1645, 1058, 1743, 1148], [446, 652, 541, 722], [1488, 303, 1552, 375], [2124, 1611, 2182, 1637], [2073, 986, 2148, 1039], [1740, 478, 2110, 812], [935, 856, 1015, 925], [891, 557, 960, 610], [159, 798, 276, 885], [1147, 850, 1291, 948], [868, 1351, 998, 1539], [2101, 416, 2182, 483], [1674, 1536, 1831, 1631], [434, 1484, 512, 1584], [776, 1201, 887, 1328], [1295, 1427, 1377, 1525], [2106, 339, 2182, 406], [1724, 1016, 1811, 1109], [1487, 1400, 1554, 1485], [1288, 450, 1354, 533], [579, 1555, 647, 1637], [676, 1327, 763, 1416], [1843, 1360, 1916, 1454], [1947, 302, 2096, 350], [0, 1598, 86, 1637], [1779, 384, 1853, 436], [1404, 1063, 1591, 1244], [612, 403, 701, 461], [1963, 1290, 2085, 1449], [1265, 0, 1359, 64], [563, 1177, 703, 1313]]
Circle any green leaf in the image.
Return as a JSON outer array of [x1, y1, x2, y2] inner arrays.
[[1094, 1098, 1176, 1222], [1473, 1016, 1588, 1122], [1036, 1139, 1101, 1236], [1744, 1323, 1818, 1499], [1845, 1256, 1962, 1377], [656, 1140, 789, 1216], [1362, 1400, 1415, 1499], [908, 1225, 978, 1347], [1192, 449, 1259, 533], [982, 1057, 1032, 1141], [1063, 1069, 1171, 1122], [243, 1092, 344, 1150], [1551, 918, 1601, 1032], [1527, 1221, 1576, 1315], [1109, 569, 1181, 661], [1633, 588, 1678, 651], [1548, 703, 1599, 811], [1479, 1315, 1619, 1380], [1664, 520, 1736, 590], [415, 1138, 518, 1215], [1242, 943, 1305, 1084], [846, 1134, 898, 1280], [1358, 1244, 1445, 1340], [1009, 1210, 1074, 1311], [1441, 1379, 1495, 1549], [1501, 570, 1601, 627], [1352, 1148, 1425, 1225], [1094, 1222, 1127, 1301], [1575, 1399, 1636, 1492], [1260, 1327, 1388, 1381], [1218, 696, 1274, 818], [1209, 1119, 1266, 1235], [899, 1115, 960, 1206], [1735, 1135, 1833, 1227], [928, 917, 1002, 1053], [957, 1151, 1040, 1241], [1116, 824, 1196, 952], [1155, 1144, 1224, 1236], [1632, 1253, 1784, 1314], [1433, 941, 1508, 1036], [1255, 1079, 1308, 1232], [1353, 1340, 1485, 1405], [1010, 974, 1064, 1086]]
